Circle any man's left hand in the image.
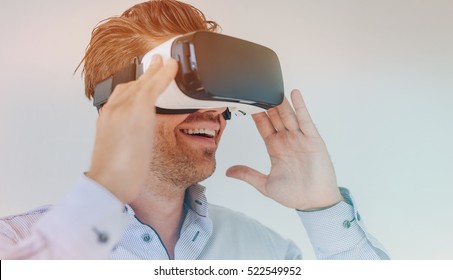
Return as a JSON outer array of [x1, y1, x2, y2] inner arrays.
[[226, 89, 343, 211]]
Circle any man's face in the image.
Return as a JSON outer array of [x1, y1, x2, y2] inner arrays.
[[149, 108, 227, 189]]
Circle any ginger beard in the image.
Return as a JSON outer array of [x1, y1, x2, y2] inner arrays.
[[147, 111, 225, 194]]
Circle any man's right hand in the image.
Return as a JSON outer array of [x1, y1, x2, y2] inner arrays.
[[86, 55, 178, 203]]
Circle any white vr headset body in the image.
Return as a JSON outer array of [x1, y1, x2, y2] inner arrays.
[[93, 31, 285, 118], [142, 38, 267, 116]]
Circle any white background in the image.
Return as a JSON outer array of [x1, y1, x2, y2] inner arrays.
[[0, 0, 452, 259]]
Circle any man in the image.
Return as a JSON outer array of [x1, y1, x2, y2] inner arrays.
[[0, 0, 388, 259]]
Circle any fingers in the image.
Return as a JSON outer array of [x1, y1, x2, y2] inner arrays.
[[136, 55, 178, 104], [252, 101, 293, 140], [290, 89, 320, 138], [254, 97, 297, 138], [252, 112, 276, 139], [105, 55, 178, 110], [276, 97, 300, 131], [267, 107, 285, 131], [226, 165, 267, 195], [253, 89, 320, 138]]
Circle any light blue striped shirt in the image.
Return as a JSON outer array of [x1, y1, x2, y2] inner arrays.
[[0, 175, 389, 259]]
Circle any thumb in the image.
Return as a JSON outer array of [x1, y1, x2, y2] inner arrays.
[[226, 165, 267, 194]]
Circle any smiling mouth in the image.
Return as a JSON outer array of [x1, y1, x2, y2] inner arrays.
[[182, 128, 217, 139]]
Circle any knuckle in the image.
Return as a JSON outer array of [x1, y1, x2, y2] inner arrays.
[[113, 82, 130, 93]]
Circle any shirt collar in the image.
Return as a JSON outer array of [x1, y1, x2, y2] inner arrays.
[[184, 183, 209, 217], [120, 184, 212, 260], [123, 183, 209, 218]]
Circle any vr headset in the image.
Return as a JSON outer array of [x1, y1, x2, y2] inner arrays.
[[93, 31, 284, 120]]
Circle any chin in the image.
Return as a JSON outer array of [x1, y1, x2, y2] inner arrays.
[[195, 154, 217, 182]]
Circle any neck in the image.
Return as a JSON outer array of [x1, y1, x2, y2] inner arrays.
[[129, 181, 188, 260]]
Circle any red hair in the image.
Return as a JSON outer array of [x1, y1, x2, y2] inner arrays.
[[78, 0, 219, 99]]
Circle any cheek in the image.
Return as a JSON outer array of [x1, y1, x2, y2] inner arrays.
[[153, 123, 176, 147], [156, 114, 188, 131], [154, 114, 190, 138], [155, 113, 189, 124]]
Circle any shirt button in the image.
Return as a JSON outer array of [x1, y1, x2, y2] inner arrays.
[[93, 227, 109, 243], [142, 233, 152, 242], [343, 220, 351, 229], [357, 212, 361, 221]]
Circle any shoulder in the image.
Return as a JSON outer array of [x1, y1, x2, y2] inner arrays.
[[203, 204, 302, 259], [0, 205, 52, 241], [208, 204, 265, 226], [207, 204, 300, 259], [208, 204, 281, 238]]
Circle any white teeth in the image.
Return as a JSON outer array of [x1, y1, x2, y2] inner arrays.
[[183, 129, 216, 137]]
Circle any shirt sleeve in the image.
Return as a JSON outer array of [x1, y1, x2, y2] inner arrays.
[[297, 187, 390, 260], [0, 175, 129, 259]]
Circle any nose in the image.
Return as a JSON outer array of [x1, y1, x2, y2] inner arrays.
[[197, 107, 227, 115], [198, 107, 226, 115], [197, 107, 230, 121]]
